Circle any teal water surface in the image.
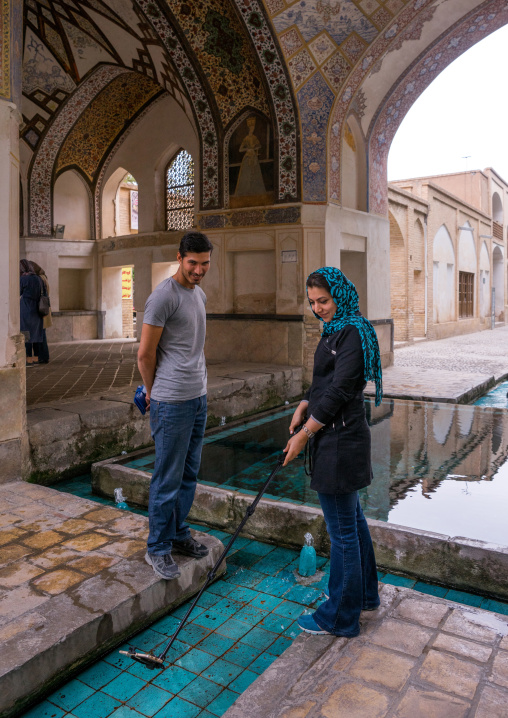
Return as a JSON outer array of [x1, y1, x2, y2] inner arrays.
[[123, 399, 508, 545]]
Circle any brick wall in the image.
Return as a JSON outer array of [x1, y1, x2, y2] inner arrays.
[[118, 185, 138, 236], [122, 297, 134, 338], [389, 210, 408, 341]]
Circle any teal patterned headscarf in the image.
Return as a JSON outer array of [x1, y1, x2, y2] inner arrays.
[[307, 266, 383, 406]]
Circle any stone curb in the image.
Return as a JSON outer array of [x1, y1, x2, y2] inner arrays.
[[92, 460, 508, 601], [24, 366, 302, 485]]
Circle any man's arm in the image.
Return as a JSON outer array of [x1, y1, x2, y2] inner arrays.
[[137, 323, 163, 409]]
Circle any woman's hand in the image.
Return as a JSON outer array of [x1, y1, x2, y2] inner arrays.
[[289, 402, 308, 435], [283, 430, 308, 467]]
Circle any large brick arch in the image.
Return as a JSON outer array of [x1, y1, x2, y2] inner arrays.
[[327, 0, 508, 209], [367, 0, 508, 215]]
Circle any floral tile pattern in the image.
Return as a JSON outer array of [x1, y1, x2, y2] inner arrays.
[[322, 51, 351, 92], [297, 73, 334, 202], [308, 32, 335, 66], [166, 0, 269, 127], [340, 32, 368, 64], [288, 48, 316, 88], [56, 72, 161, 181], [279, 27, 303, 58]]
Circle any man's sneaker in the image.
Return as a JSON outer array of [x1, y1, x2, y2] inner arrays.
[[172, 536, 209, 558], [297, 613, 331, 635], [145, 552, 180, 580]]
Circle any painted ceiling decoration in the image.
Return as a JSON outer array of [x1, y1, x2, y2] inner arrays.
[[55, 71, 162, 181], [29, 64, 129, 236], [21, 0, 508, 235], [21, 0, 187, 153]]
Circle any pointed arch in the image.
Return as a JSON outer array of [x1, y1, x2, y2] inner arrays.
[[433, 225, 455, 324]]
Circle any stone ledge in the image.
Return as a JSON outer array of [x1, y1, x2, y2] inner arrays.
[[0, 482, 225, 718], [26, 364, 303, 484], [221, 584, 508, 718], [92, 460, 508, 601]]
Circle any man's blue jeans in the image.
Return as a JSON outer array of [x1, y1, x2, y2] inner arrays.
[[313, 491, 379, 636], [147, 395, 207, 555]]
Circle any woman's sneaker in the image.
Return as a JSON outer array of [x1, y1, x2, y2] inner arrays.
[[297, 613, 331, 635], [323, 587, 378, 610], [145, 552, 181, 580], [173, 536, 209, 558]]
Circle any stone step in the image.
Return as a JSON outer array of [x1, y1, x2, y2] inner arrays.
[[223, 583, 508, 718], [0, 481, 225, 718]]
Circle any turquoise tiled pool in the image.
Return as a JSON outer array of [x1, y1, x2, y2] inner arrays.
[[474, 379, 508, 408], [120, 399, 508, 545], [22, 477, 508, 717]]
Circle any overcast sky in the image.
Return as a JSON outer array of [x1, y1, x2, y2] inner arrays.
[[388, 24, 508, 183]]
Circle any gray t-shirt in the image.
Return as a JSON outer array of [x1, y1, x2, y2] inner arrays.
[[143, 277, 207, 402]]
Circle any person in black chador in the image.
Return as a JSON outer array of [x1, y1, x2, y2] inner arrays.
[[20, 259, 43, 367], [283, 267, 383, 637]]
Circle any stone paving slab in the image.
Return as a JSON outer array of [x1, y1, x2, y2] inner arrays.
[[366, 326, 508, 403], [0, 482, 225, 718], [366, 367, 495, 404], [223, 584, 508, 718]]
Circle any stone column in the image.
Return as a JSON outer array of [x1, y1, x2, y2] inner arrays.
[[133, 257, 153, 340], [0, 100, 27, 481], [0, 1, 26, 481]]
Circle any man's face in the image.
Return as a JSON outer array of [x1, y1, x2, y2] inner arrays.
[[176, 251, 211, 288]]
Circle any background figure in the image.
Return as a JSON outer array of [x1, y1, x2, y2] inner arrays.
[[30, 262, 51, 364], [20, 259, 43, 366], [234, 117, 266, 197]]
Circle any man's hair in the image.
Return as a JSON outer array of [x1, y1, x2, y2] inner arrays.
[[179, 231, 213, 258]]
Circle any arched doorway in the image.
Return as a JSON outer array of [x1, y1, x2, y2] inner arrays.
[[479, 242, 490, 321], [433, 225, 455, 325], [389, 210, 407, 341], [493, 245, 504, 322]]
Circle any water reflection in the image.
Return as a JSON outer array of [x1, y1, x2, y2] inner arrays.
[[199, 400, 508, 545]]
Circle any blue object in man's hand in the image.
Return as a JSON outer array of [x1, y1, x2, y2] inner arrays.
[[134, 385, 147, 415]]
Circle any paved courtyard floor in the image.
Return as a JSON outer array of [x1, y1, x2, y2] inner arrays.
[[9, 478, 508, 718], [28, 326, 508, 408], [366, 325, 508, 403]]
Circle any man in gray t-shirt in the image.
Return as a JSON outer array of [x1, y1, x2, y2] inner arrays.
[[138, 231, 213, 580]]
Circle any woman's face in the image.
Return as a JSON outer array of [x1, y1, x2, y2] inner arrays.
[[307, 285, 337, 323]]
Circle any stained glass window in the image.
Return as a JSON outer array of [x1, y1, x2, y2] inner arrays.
[[166, 150, 194, 230]]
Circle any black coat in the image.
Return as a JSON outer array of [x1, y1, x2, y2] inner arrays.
[[304, 325, 372, 495], [20, 274, 43, 344]]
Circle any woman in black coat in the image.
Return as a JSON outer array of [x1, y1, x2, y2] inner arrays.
[[20, 259, 43, 366], [283, 267, 383, 637]]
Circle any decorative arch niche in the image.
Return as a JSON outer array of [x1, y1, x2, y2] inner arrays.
[[341, 116, 367, 212], [492, 192, 503, 224], [53, 170, 92, 240], [226, 111, 275, 209]]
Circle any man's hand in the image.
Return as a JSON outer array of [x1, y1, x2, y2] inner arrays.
[[137, 324, 163, 407]]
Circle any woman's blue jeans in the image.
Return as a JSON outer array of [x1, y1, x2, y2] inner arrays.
[[313, 491, 379, 636], [147, 395, 207, 555]]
